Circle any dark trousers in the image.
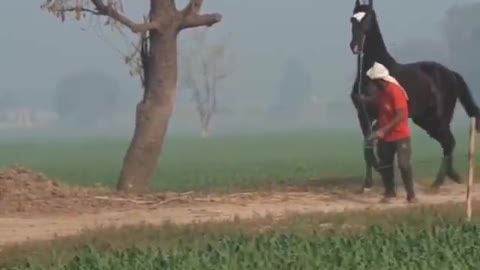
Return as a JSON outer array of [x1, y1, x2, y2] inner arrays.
[[377, 138, 416, 199]]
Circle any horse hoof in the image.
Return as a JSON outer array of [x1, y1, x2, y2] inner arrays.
[[452, 177, 463, 184], [447, 172, 462, 184]]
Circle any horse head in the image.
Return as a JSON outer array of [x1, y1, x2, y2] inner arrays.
[[350, 0, 375, 55]]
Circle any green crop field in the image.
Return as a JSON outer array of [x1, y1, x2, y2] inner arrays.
[[3, 202, 480, 269], [2, 126, 480, 269], [29, 227, 480, 270], [0, 127, 475, 192]]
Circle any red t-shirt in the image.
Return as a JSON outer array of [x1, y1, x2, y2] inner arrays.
[[377, 81, 411, 141]]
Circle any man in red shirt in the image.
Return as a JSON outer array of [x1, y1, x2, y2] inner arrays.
[[364, 62, 417, 203]]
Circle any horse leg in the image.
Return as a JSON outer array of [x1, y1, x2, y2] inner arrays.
[[351, 90, 378, 192], [433, 128, 462, 186], [357, 113, 378, 192], [362, 122, 378, 189], [432, 85, 462, 186], [413, 117, 461, 189], [363, 144, 375, 189], [427, 127, 461, 188]]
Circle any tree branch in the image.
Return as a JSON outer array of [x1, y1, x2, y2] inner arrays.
[[180, 0, 222, 30], [57, 7, 100, 15], [89, 0, 159, 33], [182, 14, 222, 29], [42, 0, 159, 33]]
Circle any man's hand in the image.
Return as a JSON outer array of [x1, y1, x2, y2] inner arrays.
[[367, 130, 384, 141], [372, 109, 405, 141]]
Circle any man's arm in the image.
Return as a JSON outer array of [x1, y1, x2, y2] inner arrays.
[[378, 109, 406, 134]]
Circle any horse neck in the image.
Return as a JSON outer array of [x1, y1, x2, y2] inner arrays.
[[362, 14, 397, 71]]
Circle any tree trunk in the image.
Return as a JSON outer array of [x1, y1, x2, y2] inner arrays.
[[199, 109, 212, 138], [200, 117, 209, 138], [117, 28, 178, 192], [200, 127, 208, 138]]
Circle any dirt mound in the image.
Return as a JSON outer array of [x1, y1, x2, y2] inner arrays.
[[0, 165, 135, 216], [0, 165, 79, 198]]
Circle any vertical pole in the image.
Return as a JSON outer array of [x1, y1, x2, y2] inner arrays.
[[467, 117, 476, 222]]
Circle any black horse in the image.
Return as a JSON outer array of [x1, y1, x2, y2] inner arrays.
[[349, 0, 480, 191]]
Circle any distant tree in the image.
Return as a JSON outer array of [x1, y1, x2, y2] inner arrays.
[[269, 57, 313, 121], [53, 70, 119, 127], [441, 3, 480, 99], [179, 29, 232, 138], [0, 91, 20, 111]]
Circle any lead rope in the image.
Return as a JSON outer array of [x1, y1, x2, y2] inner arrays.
[[356, 37, 373, 136], [356, 37, 379, 165]]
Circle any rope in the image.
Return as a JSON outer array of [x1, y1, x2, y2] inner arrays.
[[355, 45, 381, 173], [356, 38, 372, 134], [357, 53, 372, 134]]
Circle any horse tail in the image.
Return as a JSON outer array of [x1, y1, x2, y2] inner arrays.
[[454, 72, 480, 131]]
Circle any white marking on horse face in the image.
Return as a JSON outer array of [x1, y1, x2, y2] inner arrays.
[[352, 12, 366, 22]]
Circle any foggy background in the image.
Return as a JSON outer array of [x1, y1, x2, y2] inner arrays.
[[1, 0, 480, 139]]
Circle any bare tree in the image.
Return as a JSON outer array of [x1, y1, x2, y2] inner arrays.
[[268, 57, 312, 121], [41, 0, 222, 192], [179, 29, 231, 138], [53, 70, 120, 128]]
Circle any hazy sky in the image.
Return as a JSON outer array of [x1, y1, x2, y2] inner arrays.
[[0, 0, 476, 113]]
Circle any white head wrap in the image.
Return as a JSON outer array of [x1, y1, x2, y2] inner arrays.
[[366, 62, 408, 99]]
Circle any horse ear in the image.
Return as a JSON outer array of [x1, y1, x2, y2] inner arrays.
[[369, 0, 373, 8], [354, 0, 360, 9]]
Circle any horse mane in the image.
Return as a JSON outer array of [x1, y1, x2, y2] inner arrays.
[[363, 8, 397, 68]]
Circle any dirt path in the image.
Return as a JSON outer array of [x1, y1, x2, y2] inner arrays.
[[0, 183, 475, 247]]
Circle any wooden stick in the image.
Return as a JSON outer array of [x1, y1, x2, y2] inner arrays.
[[467, 117, 476, 222]]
